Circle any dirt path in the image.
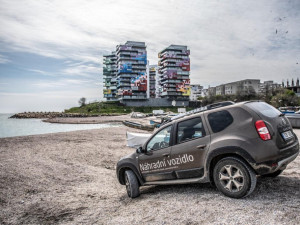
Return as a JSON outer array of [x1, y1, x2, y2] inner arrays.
[[0, 127, 299, 224]]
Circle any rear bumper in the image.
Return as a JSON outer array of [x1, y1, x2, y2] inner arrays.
[[276, 151, 299, 171], [252, 141, 299, 175]]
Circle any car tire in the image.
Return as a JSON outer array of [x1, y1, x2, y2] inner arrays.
[[261, 169, 284, 178], [125, 170, 140, 198], [213, 157, 257, 198]]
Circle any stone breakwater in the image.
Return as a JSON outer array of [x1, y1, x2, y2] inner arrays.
[[10, 112, 124, 119]]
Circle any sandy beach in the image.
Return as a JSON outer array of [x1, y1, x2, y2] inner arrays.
[[1, 126, 300, 224], [43, 114, 159, 126]]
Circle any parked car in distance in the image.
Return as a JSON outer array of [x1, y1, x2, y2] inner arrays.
[[116, 101, 299, 198]]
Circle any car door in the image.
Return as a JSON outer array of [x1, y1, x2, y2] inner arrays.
[[138, 125, 176, 182], [170, 115, 210, 179]]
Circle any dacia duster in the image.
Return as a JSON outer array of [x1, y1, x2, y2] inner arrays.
[[116, 101, 299, 198]]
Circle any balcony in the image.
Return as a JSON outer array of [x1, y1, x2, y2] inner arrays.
[[132, 61, 146, 65], [103, 75, 114, 79], [118, 74, 134, 78], [161, 84, 177, 88], [122, 95, 147, 100], [117, 84, 131, 89], [163, 88, 177, 92], [160, 79, 183, 84], [111, 78, 117, 82], [132, 65, 146, 69], [161, 92, 182, 96], [177, 71, 190, 75], [132, 69, 146, 73], [103, 59, 116, 65], [118, 56, 134, 60]]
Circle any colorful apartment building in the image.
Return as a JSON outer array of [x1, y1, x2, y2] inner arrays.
[[116, 41, 148, 100], [103, 51, 117, 100], [158, 45, 190, 100], [149, 65, 157, 98]]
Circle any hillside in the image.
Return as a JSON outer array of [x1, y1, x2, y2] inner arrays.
[[64, 101, 191, 115]]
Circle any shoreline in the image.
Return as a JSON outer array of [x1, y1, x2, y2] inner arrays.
[[0, 115, 125, 139], [0, 125, 122, 139], [42, 115, 127, 124], [9, 112, 126, 119], [43, 115, 157, 131], [43, 118, 124, 124]]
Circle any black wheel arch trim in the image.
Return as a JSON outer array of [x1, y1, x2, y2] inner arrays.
[[206, 146, 256, 178], [117, 163, 145, 185]]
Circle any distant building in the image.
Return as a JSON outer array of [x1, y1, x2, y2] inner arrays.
[[190, 84, 203, 101], [201, 88, 209, 97], [210, 79, 260, 96], [216, 84, 225, 95], [158, 45, 190, 100], [103, 51, 118, 101], [259, 80, 281, 95], [116, 41, 148, 100], [149, 65, 157, 98], [227, 79, 260, 95], [208, 86, 216, 96], [285, 78, 300, 96], [103, 42, 190, 106]]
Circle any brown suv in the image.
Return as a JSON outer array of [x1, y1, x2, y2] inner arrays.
[[116, 101, 299, 198]]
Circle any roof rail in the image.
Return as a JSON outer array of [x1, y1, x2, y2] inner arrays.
[[206, 101, 235, 110], [160, 101, 235, 126]]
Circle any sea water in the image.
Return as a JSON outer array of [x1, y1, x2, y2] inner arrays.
[[0, 114, 122, 138]]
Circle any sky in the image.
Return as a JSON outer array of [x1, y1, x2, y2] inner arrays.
[[0, 0, 299, 113]]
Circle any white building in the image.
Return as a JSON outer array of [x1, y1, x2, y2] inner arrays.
[[259, 80, 281, 95], [212, 79, 260, 96], [216, 84, 225, 95], [190, 84, 203, 101]]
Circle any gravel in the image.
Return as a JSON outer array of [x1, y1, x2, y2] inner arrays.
[[0, 127, 299, 224]]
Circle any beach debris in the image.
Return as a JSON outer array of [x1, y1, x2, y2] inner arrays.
[[123, 120, 154, 131], [126, 131, 151, 148], [130, 112, 146, 118]]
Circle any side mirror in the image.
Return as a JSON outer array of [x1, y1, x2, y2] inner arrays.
[[136, 146, 145, 154]]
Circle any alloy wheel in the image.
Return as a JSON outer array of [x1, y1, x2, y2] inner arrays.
[[219, 165, 245, 192]]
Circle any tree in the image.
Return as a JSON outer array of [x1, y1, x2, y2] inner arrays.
[[78, 97, 86, 107], [270, 89, 300, 107]]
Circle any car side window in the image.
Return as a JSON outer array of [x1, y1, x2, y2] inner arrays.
[[146, 126, 172, 152], [177, 117, 206, 144], [208, 110, 233, 133]]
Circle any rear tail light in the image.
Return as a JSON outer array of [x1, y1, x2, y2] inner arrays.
[[255, 120, 271, 141]]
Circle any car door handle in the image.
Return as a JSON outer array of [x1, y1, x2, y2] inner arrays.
[[162, 153, 170, 157], [197, 144, 206, 149]]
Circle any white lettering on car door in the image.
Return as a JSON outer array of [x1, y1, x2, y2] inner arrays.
[[139, 154, 194, 172]]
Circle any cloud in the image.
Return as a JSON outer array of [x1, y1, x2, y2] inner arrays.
[[0, 54, 10, 64], [32, 81, 66, 88], [32, 78, 93, 88], [27, 69, 53, 76], [62, 64, 100, 77], [0, 0, 299, 112], [1, 0, 299, 85]]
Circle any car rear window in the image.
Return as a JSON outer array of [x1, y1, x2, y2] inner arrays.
[[177, 117, 206, 143], [246, 102, 281, 118], [208, 110, 233, 133]]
